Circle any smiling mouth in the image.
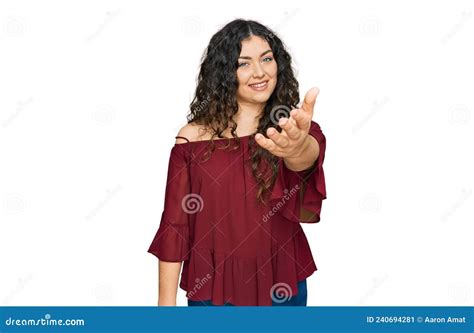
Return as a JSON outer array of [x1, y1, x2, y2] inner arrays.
[[248, 80, 268, 91]]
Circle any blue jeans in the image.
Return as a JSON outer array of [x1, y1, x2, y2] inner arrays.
[[187, 279, 307, 306]]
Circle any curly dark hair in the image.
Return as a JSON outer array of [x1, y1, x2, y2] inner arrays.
[[187, 19, 300, 205]]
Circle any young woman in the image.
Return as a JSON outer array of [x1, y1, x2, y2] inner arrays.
[[148, 19, 327, 306]]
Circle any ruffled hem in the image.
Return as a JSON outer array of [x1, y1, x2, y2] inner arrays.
[[269, 121, 327, 223], [179, 231, 317, 306], [147, 219, 190, 262]]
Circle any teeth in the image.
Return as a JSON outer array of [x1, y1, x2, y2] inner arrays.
[[250, 82, 267, 88]]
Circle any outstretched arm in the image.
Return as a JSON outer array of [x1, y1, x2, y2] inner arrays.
[[255, 87, 321, 172]]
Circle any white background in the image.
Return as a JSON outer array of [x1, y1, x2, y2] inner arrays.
[[1, 0, 473, 306]]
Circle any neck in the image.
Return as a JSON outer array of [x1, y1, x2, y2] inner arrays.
[[234, 100, 265, 128]]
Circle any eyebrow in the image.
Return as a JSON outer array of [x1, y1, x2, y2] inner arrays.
[[238, 49, 273, 60]]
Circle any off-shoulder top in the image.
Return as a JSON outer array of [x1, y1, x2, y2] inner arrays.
[[148, 120, 327, 305]]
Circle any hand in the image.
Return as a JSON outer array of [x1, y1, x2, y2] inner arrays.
[[255, 87, 319, 158]]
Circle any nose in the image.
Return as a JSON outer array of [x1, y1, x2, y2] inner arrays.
[[252, 62, 265, 78]]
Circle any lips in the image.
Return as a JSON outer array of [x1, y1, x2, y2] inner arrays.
[[249, 80, 268, 91]]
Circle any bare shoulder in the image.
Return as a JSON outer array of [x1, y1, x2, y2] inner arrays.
[[175, 122, 211, 144]]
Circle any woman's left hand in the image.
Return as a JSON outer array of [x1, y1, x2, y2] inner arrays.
[[255, 87, 319, 159]]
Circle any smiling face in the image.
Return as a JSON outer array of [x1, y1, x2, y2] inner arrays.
[[236, 35, 278, 107]]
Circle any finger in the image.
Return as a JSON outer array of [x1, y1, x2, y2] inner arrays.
[[279, 116, 302, 140], [301, 87, 319, 118], [266, 126, 289, 148], [290, 107, 311, 132], [255, 133, 277, 153]]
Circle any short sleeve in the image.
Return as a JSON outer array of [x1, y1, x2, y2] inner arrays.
[[269, 120, 327, 223], [147, 143, 192, 262]]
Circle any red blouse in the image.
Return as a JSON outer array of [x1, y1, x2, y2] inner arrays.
[[148, 120, 327, 306]]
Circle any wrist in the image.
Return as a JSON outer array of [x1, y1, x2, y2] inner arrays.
[[158, 296, 177, 306], [283, 135, 315, 171]]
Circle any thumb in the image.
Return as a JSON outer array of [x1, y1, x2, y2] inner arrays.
[[301, 87, 319, 115]]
